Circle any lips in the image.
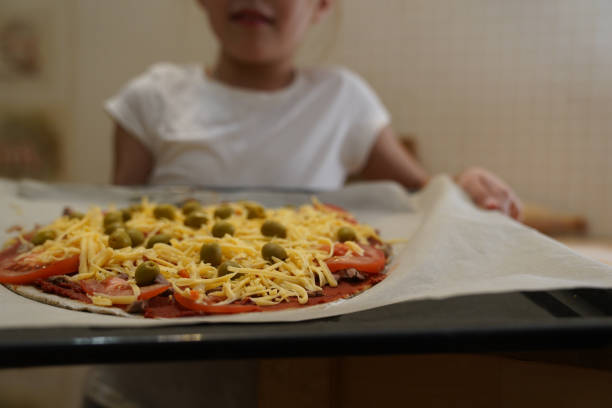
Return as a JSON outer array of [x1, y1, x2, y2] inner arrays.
[[230, 9, 274, 25]]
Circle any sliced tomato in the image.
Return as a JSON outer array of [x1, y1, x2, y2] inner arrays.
[[138, 283, 170, 301], [0, 253, 80, 284], [80, 276, 134, 296], [188, 288, 199, 300], [80, 277, 170, 303], [332, 243, 350, 256], [319, 243, 352, 256], [321, 203, 357, 224], [325, 244, 386, 274], [322, 203, 348, 213], [173, 291, 260, 314]]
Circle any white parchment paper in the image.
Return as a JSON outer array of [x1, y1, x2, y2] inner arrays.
[[0, 175, 611, 328]]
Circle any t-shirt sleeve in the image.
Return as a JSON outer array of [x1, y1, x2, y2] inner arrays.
[[104, 65, 164, 154], [337, 69, 391, 174]]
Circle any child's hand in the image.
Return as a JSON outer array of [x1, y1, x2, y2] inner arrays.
[[455, 167, 522, 220]]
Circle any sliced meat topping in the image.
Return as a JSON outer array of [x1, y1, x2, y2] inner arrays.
[[33, 277, 92, 303], [333, 268, 367, 281]]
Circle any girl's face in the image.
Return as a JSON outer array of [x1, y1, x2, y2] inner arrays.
[[198, 0, 331, 64]]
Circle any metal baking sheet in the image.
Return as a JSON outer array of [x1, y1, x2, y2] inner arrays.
[[1, 288, 612, 367], [1, 177, 612, 366]]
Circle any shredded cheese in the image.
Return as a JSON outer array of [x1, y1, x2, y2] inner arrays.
[[14, 198, 384, 307]]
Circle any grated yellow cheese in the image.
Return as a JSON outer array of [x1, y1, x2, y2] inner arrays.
[[14, 198, 384, 307]]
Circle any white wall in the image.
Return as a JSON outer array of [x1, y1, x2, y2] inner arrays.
[[67, 0, 217, 183], [324, 0, 612, 236], [5, 0, 612, 235]]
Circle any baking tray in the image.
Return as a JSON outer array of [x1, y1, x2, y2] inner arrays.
[[1, 288, 612, 368], [1, 180, 611, 367]]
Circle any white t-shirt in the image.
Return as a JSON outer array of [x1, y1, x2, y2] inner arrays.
[[92, 65, 390, 408], [105, 63, 390, 190]]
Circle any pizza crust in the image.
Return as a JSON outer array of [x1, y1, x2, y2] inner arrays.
[[5, 283, 138, 318]]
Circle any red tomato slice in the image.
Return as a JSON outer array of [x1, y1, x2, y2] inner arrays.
[[173, 291, 260, 314], [138, 283, 170, 301], [80, 276, 134, 296], [0, 254, 80, 284], [322, 203, 348, 213], [321, 203, 358, 224], [188, 289, 199, 300], [332, 243, 350, 256], [325, 244, 386, 274], [81, 278, 169, 302], [319, 243, 352, 256]]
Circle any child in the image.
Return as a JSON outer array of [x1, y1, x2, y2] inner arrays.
[[85, 1, 520, 407], [108, 0, 522, 219]]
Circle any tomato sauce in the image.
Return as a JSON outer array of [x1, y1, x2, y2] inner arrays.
[[260, 273, 386, 311], [144, 296, 204, 318], [144, 273, 386, 318]]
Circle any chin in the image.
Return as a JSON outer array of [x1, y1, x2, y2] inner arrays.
[[228, 47, 281, 65], [225, 41, 280, 65]]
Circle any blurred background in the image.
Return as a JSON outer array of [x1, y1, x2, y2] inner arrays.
[[1, 0, 611, 406], [2, 0, 611, 236]]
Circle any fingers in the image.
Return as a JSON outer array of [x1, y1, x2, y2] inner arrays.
[[487, 175, 522, 220], [483, 197, 501, 210], [460, 174, 492, 208], [508, 193, 523, 221], [509, 200, 520, 220], [456, 167, 523, 220]]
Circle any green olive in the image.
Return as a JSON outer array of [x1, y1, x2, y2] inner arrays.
[[31, 230, 56, 246], [146, 233, 172, 248], [212, 221, 235, 238], [153, 204, 176, 220], [217, 261, 241, 278], [261, 243, 287, 262], [68, 212, 85, 220], [126, 229, 145, 247], [337, 226, 357, 243], [182, 200, 202, 215], [109, 229, 132, 249], [214, 205, 233, 219], [184, 212, 208, 229], [104, 222, 124, 235], [261, 220, 287, 238], [103, 211, 123, 227], [200, 243, 222, 266], [245, 203, 265, 219], [121, 209, 132, 222], [135, 261, 160, 286]]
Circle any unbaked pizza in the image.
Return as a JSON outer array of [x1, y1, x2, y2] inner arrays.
[[0, 198, 390, 318]]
